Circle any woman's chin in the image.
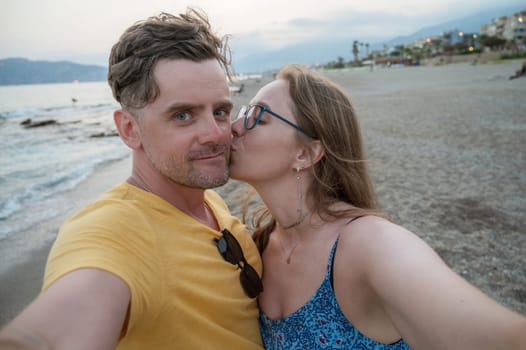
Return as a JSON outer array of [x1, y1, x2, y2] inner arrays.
[[229, 166, 252, 183]]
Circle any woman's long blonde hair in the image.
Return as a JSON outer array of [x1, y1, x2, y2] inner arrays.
[[249, 64, 381, 252]]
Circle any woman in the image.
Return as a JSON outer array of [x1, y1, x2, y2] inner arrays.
[[230, 64, 526, 349]]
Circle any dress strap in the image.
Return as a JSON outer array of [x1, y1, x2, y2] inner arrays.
[[330, 216, 364, 288], [346, 215, 364, 225]]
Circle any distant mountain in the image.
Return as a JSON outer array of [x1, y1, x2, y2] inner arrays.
[[232, 39, 352, 75], [233, 4, 525, 73], [0, 58, 106, 85]]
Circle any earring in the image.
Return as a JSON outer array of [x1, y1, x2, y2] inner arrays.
[[282, 167, 307, 229]]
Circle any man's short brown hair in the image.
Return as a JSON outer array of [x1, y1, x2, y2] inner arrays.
[[107, 8, 231, 110]]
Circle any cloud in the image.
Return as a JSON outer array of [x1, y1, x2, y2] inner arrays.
[[1, 0, 523, 66], [231, 10, 421, 56], [230, 0, 524, 59]]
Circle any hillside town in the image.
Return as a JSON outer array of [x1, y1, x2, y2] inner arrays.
[[330, 9, 526, 68]]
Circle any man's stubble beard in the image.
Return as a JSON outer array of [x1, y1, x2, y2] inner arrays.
[[145, 146, 231, 190]]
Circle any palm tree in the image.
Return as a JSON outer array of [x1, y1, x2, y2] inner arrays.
[[352, 40, 359, 64]]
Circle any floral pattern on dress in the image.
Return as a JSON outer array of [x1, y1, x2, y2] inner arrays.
[[260, 239, 411, 350]]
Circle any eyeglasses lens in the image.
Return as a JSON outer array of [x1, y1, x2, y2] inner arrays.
[[215, 229, 263, 298], [244, 105, 260, 129], [217, 233, 242, 264], [240, 263, 263, 298]]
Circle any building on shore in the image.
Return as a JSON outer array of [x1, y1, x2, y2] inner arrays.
[[481, 10, 525, 43]]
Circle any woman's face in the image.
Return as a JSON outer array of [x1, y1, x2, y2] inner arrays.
[[230, 79, 302, 184]]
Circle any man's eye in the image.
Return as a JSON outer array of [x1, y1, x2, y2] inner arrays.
[[174, 112, 192, 121], [214, 109, 229, 119]]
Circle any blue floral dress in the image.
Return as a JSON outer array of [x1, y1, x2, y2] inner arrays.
[[259, 239, 412, 349]]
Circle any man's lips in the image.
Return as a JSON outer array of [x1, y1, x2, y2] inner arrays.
[[190, 144, 228, 160], [230, 140, 241, 152], [195, 151, 224, 160]]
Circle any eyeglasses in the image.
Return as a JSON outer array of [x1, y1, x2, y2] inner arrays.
[[237, 104, 314, 138], [214, 228, 263, 298]]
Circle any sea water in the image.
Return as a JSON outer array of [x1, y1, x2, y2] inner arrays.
[[0, 81, 129, 241]]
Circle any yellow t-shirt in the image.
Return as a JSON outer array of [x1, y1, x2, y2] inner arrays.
[[44, 182, 263, 349]]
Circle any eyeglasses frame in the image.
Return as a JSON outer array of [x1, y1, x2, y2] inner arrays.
[[238, 104, 313, 138]]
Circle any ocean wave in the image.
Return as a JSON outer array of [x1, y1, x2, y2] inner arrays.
[[0, 150, 128, 224], [0, 108, 45, 119]]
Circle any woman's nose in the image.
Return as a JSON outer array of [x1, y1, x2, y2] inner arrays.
[[231, 117, 246, 137]]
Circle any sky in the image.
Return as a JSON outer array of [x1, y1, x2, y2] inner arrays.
[[0, 0, 524, 67]]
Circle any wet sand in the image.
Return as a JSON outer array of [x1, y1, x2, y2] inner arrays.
[[1, 60, 525, 327]]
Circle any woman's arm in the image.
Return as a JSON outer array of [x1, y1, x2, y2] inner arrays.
[[345, 217, 526, 350]]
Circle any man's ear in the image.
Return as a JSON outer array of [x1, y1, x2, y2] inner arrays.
[[113, 109, 142, 149], [294, 140, 325, 170]]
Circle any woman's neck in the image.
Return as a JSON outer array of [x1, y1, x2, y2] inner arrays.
[[252, 176, 311, 233]]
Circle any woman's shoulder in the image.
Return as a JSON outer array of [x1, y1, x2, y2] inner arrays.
[[339, 215, 411, 243], [337, 215, 435, 265]]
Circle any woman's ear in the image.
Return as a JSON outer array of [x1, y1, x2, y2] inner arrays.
[[294, 140, 325, 170], [309, 140, 325, 165], [113, 109, 142, 149]]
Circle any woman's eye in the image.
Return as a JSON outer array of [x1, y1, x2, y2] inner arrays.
[[258, 116, 269, 124], [174, 112, 192, 121]]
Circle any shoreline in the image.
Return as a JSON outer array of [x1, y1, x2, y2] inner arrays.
[[0, 155, 132, 326], [1, 60, 525, 327]]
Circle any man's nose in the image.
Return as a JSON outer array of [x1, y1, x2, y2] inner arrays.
[[199, 114, 228, 143]]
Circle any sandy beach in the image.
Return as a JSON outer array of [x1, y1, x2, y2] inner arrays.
[[1, 59, 525, 327]]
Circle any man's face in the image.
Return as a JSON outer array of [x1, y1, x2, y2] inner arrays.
[[137, 58, 233, 189]]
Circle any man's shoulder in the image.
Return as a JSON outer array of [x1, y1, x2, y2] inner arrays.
[[60, 182, 149, 235], [67, 183, 128, 214]]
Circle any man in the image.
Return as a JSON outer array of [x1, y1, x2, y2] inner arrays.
[[0, 9, 263, 349]]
